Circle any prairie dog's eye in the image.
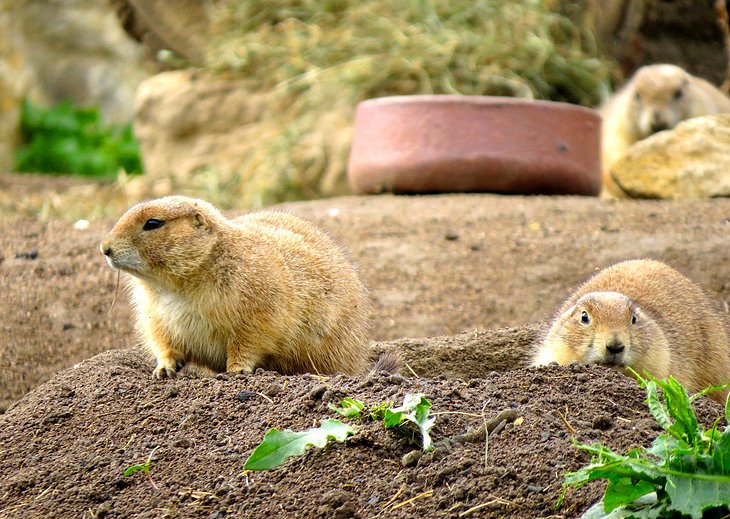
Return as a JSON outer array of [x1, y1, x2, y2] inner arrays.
[[631, 313, 637, 325], [143, 218, 165, 231], [673, 87, 683, 100], [580, 311, 590, 324], [634, 92, 641, 102]]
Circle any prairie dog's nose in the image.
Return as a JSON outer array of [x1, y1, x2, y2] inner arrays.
[[100, 240, 112, 257], [650, 113, 669, 134], [606, 339, 625, 355], [650, 121, 669, 134]]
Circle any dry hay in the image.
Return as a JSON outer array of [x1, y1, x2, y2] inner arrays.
[[4, 1, 615, 219], [194, 0, 613, 208]]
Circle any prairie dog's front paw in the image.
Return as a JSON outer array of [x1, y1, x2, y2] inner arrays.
[[152, 358, 184, 379]]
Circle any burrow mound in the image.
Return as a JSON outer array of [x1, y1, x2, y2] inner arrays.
[[4, 190, 730, 411], [0, 334, 725, 518]]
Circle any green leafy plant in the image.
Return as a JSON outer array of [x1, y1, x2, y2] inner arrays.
[[380, 394, 436, 452], [327, 397, 365, 418], [245, 393, 436, 471], [124, 446, 159, 490], [336, 393, 436, 451], [14, 98, 143, 177], [559, 373, 730, 518], [244, 418, 355, 471]]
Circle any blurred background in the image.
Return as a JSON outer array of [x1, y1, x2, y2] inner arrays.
[[1, 0, 727, 218]]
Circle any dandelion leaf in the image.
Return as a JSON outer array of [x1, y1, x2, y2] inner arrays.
[[244, 418, 355, 471]]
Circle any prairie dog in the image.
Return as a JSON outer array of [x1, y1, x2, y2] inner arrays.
[[100, 196, 371, 378], [601, 64, 730, 197], [534, 259, 730, 403]]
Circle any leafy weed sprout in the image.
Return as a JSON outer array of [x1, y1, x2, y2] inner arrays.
[[14, 99, 142, 178], [124, 446, 160, 490], [244, 393, 435, 471], [560, 373, 730, 518]]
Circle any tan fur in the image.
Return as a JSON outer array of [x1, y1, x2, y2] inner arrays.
[[534, 259, 730, 403], [601, 64, 730, 197], [100, 196, 371, 378]]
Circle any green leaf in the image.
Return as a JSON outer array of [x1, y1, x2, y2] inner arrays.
[[123, 463, 149, 477], [579, 494, 663, 519], [562, 374, 730, 517], [664, 382, 700, 446], [645, 379, 674, 431], [13, 98, 142, 177], [244, 418, 355, 471], [688, 383, 730, 403], [603, 478, 655, 512], [327, 397, 365, 418], [383, 407, 404, 428], [647, 435, 690, 461], [368, 401, 393, 421], [665, 474, 730, 518], [714, 431, 730, 476], [382, 393, 435, 451]]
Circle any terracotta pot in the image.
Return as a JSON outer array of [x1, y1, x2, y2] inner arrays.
[[347, 95, 601, 196]]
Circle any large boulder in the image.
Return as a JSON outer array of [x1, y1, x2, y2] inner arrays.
[[611, 114, 730, 199], [0, 0, 149, 128], [0, 2, 37, 171], [110, 0, 210, 64], [132, 69, 353, 206], [133, 69, 267, 185]]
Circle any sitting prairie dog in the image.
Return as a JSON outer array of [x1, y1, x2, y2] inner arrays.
[[100, 196, 372, 378], [601, 64, 730, 197], [533, 259, 730, 403]]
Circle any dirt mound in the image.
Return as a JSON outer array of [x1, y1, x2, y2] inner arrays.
[[2, 176, 730, 517], [2, 346, 723, 518], [4, 189, 730, 411]]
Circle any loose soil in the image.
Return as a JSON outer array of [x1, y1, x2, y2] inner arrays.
[[1, 172, 730, 518]]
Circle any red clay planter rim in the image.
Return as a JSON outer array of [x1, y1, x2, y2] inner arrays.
[[347, 95, 602, 196], [359, 94, 598, 113]]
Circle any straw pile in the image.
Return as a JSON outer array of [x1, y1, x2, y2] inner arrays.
[[18, 1, 614, 217]]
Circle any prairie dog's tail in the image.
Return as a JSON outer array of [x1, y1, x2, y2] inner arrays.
[[369, 351, 402, 375]]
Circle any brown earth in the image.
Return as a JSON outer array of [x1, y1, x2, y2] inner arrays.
[[1, 172, 730, 517]]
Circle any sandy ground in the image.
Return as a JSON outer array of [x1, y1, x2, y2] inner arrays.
[[1, 172, 730, 517]]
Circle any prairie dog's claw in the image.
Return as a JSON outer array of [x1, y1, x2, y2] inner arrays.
[[152, 360, 180, 379]]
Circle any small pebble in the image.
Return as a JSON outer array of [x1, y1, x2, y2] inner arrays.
[[402, 450, 423, 467], [74, 219, 90, 230], [15, 250, 38, 260], [263, 383, 281, 397], [592, 415, 614, 431], [234, 390, 257, 402], [308, 385, 327, 400]]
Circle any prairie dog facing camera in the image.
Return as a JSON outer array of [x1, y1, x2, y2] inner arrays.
[[100, 196, 372, 378], [533, 259, 730, 403], [601, 64, 730, 196]]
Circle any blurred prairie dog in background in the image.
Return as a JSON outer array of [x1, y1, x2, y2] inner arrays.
[[101, 196, 374, 379], [601, 64, 730, 197], [533, 259, 730, 403]]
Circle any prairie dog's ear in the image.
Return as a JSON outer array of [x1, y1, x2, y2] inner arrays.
[[557, 305, 577, 324], [194, 212, 210, 230]]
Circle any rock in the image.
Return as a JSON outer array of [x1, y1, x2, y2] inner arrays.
[[0, 0, 39, 171], [132, 68, 355, 207], [133, 69, 268, 187], [1, 0, 150, 125], [110, 0, 210, 64], [611, 115, 730, 199]]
